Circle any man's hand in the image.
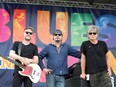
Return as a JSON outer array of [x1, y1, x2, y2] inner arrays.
[[107, 68, 112, 77], [21, 57, 32, 65], [43, 68, 52, 75], [80, 73, 86, 80]]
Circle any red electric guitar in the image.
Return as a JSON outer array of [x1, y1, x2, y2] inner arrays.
[[0, 55, 41, 83]]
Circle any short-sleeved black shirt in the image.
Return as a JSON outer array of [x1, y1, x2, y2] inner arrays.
[[81, 40, 108, 74], [11, 41, 38, 73]]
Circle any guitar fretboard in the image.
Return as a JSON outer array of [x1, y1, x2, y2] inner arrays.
[[0, 55, 26, 69]]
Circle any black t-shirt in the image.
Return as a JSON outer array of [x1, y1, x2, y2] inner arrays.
[[11, 41, 38, 73], [81, 40, 108, 74]]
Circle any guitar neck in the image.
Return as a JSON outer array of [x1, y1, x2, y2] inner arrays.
[[0, 55, 25, 69]]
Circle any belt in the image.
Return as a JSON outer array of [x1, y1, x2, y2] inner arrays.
[[56, 74, 67, 76]]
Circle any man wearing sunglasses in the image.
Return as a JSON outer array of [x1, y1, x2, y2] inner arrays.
[[80, 25, 112, 87], [39, 29, 81, 87], [9, 27, 38, 87]]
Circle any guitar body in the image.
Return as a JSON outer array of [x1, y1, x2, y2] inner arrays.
[[18, 64, 41, 83], [0, 55, 41, 83]]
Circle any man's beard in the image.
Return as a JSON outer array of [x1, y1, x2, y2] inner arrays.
[[55, 40, 61, 42]]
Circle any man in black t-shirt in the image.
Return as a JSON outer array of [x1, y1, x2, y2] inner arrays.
[[80, 25, 112, 87], [9, 27, 38, 87]]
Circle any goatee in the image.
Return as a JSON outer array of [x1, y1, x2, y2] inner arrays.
[[55, 40, 61, 42]]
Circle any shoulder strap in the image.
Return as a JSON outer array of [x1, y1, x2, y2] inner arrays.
[[18, 42, 22, 56]]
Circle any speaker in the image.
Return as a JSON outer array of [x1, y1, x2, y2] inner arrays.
[[65, 76, 81, 87], [65, 62, 81, 79], [65, 62, 81, 87]]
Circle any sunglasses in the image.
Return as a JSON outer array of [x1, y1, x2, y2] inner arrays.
[[54, 34, 62, 36], [88, 32, 97, 35], [25, 31, 33, 35]]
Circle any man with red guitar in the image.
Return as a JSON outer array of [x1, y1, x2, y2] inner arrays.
[[9, 27, 39, 87]]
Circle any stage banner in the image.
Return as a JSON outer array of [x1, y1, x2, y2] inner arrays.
[[0, 2, 116, 87]]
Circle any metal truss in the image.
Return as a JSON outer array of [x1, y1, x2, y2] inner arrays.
[[0, 0, 116, 10]]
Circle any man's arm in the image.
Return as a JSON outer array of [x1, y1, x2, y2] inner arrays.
[[31, 56, 38, 64], [80, 53, 86, 79], [38, 47, 48, 69], [68, 45, 81, 58], [25, 56, 38, 64], [38, 46, 52, 74], [9, 50, 25, 63], [9, 50, 38, 65], [27, 45, 39, 64], [106, 51, 112, 76]]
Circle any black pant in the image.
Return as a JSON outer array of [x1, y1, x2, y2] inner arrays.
[[12, 73, 32, 87], [81, 79, 91, 87], [89, 71, 112, 87]]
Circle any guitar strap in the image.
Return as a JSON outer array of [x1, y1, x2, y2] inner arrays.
[[18, 42, 22, 56], [13, 42, 22, 76]]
